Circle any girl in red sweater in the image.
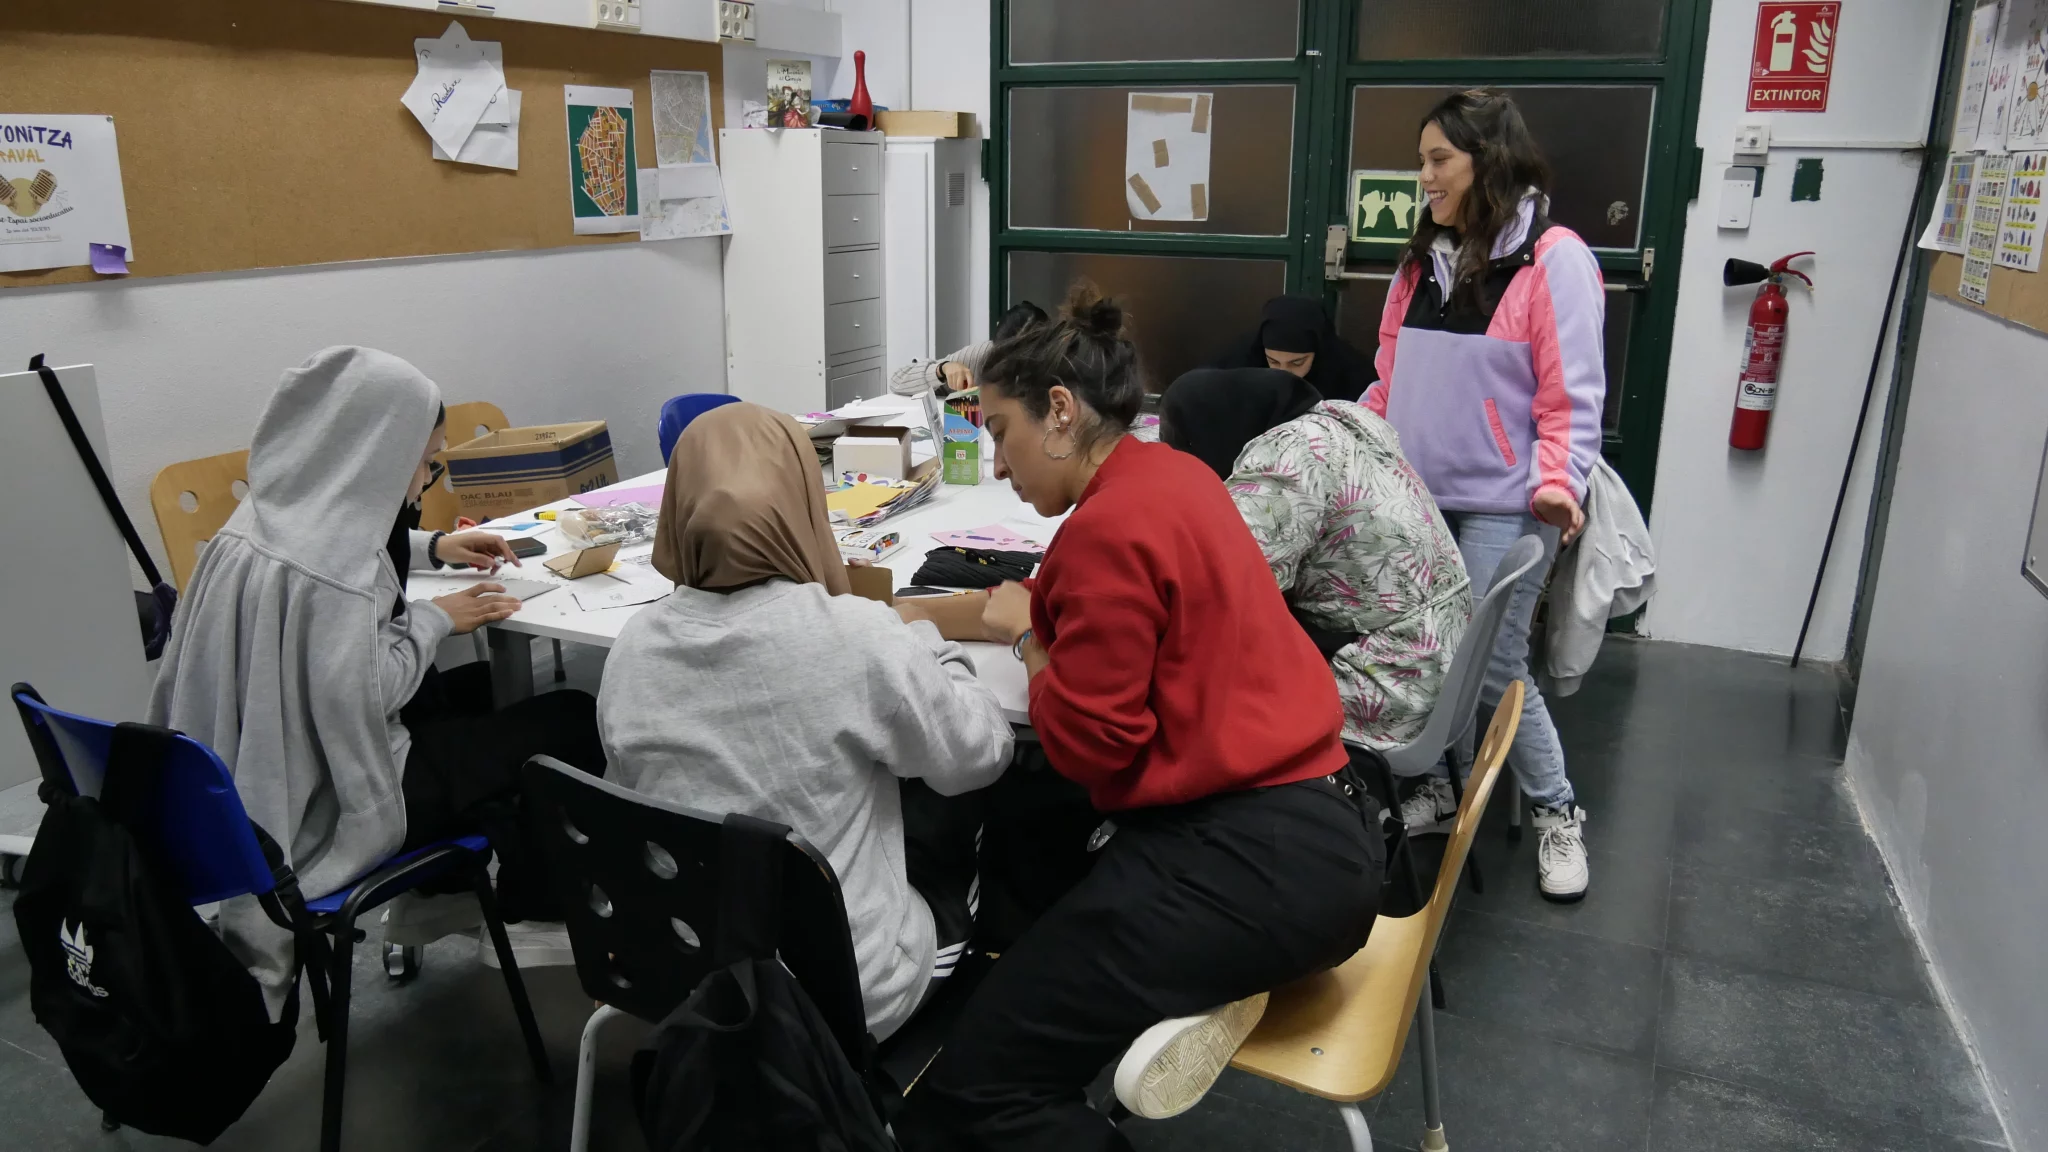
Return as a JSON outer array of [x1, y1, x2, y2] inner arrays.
[[895, 288, 1384, 1150]]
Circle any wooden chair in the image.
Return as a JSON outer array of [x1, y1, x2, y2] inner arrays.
[[1227, 681, 1524, 1152], [420, 400, 510, 532], [148, 449, 251, 591]]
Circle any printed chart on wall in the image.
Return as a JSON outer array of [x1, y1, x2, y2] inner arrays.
[[1954, 3, 2002, 149], [1961, 153, 2011, 305], [1999, 151, 2047, 271], [0, 115, 133, 274], [1351, 170, 1423, 244], [1124, 93, 1212, 223], [565, 86, 638, 235], [1921, 152, 1975, 255], [2005, 1, 2048, 152]]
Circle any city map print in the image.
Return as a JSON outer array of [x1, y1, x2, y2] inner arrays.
[[578, 106, 630, 216]]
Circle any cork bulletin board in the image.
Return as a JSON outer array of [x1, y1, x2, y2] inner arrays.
[[1930, 251, 2048, 336], [0, 0, 721, 289]]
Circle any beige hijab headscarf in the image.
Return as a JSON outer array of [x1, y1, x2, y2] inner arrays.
[[652, 401, 851, 595]]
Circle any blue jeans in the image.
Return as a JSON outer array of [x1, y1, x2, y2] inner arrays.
[[1441, 511, 1575, 810]]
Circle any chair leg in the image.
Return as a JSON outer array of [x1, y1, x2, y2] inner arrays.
[[1429, 958, 1446, 1010], [475, 867, 553, 1083], [1416, 970, 1448, 1152], [571, 1004, 625, 1152], [552, 639, 567, 684], [1507, 780, 1523, 842], [319, 925, 359, 1152], [1338, 1103, 1373, 1152]]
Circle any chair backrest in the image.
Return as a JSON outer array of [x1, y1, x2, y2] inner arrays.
[[657, 393, 740, 466], [521, 756, 871, 1062], [148, 449, 251, 591], [1382, 534, 1545, 776], [420, 400, 512, 532], [10, 684, 277, 905]]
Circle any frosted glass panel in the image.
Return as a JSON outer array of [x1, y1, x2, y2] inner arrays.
[[1355, 0, 1665, 60], [1012, 0, 1300, 63], [1335, 267, 1630, 433], [1348, 85, 1653, 250], [1009, 86, 1296, 236], [1007, 252, 1288, 392]]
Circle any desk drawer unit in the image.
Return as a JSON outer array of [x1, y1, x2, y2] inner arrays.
[[825, 249, 881, 306], [826, 298, 882, 358], [824, 194, 880, 250], [827, 357, 886, 408], [823, 140, 881, 196]]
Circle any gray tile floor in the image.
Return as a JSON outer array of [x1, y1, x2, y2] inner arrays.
[[0, 638, 2009, 1151]]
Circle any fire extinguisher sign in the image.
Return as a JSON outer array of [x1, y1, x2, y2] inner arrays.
[[1748, 2, 1839, 112]]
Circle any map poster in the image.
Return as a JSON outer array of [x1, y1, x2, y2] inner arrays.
[[0, 114, 133, 274], [650, 70, 715, 166], [565, 86, 638, 235]]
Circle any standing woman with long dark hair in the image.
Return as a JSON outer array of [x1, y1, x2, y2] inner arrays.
[[1364, 89, 1603, 902]]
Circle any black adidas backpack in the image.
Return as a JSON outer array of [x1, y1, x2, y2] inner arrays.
[[11, 718, 325, 1144]]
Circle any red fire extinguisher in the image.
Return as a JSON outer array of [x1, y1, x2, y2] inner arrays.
[[1724, 252, 1814, 450]]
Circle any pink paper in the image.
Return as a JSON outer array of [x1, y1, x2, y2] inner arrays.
[[578, 482, 665, 509], [931, 524, 1044, 553]]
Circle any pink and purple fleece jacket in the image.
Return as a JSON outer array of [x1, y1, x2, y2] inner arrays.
[[1364, 195, 1608, 515]]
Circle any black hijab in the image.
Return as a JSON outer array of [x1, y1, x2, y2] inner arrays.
[[1215, 295, 1378, 402], [1159, 367, 1324, 480]]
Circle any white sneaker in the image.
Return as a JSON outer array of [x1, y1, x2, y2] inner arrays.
[[477, 921, 577, 969], [1112, 992, 1268, 1120], [1400, 776, 1459, 836], [381, 892, 484, 947], [1533, 804, 1590, 903]]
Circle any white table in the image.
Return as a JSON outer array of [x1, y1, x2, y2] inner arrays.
[[406, 397, 1061, 724]]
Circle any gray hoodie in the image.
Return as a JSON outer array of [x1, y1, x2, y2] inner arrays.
[[149, 346, 452, 1016], [599, 579, 1013, 1041]]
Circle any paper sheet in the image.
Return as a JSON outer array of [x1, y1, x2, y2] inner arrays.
[[577, 481, 665, 509], [1124, 92, 1213, 223], [1983, 1, 2033, 152], [1999, 150, 2047, 271], [1955, 3, 2002, 148], [566, 86, 639, 235], [2007, 1, 2048, 152], [401, 22, 506, 157], [0, 115, 135, 274], [433, 88, 520, 170], [638, 166, 732, 241], [650, 70, 716, 166], [930, 524, 1046, 553], [1919, 152, 1976, 254], [1961, 153, 2011, 304], [570, 564, 671, 612]]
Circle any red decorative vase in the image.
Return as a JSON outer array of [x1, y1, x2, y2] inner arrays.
[[849, 49, 874, 127]]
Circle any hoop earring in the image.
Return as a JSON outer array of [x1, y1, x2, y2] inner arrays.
[[1041, 422, 1076, 461]]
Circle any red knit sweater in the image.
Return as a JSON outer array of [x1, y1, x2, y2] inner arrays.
[[1026, 437, 1347, 811]]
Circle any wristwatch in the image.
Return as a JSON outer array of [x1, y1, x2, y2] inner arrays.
[[1012, 629, 1034, 660]]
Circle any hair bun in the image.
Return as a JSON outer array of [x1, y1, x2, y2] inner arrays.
[[1061, 280, 1128, 340]]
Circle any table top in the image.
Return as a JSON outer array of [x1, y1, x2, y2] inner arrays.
[[406, 396, 1061, 723]]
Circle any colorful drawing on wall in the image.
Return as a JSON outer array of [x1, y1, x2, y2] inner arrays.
[[565, 86, 638, 235]]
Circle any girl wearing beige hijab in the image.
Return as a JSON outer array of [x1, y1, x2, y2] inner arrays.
[[597, 402, 1014, 1041]]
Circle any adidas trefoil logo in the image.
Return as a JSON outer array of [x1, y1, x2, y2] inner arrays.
[[59, 920, 108, 998]]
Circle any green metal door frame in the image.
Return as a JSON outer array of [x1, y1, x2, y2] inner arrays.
[[987, 0, 1717, 514]]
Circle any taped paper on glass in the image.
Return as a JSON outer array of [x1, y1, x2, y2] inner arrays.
[[1124, 91, 1212, 222], [566, 86, 638, 234], [1918, 152, 1974, 254], [1999, 150, 2047, 271], [0, 114, 134, 273], [1961, 153, 2011, 304]]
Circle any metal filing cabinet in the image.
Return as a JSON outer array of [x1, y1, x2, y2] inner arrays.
[[720, 129, 889, 413]]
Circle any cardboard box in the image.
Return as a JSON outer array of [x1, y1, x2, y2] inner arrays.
[[442, 422, 616, 521], [544, 541, 621, 580], [877, 110, 974, 138], [832, 425, 913, 480], [846, 562, 894, 605]]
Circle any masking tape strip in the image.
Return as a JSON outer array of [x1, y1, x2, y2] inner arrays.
[[1127, 173, 1162, 214], [1152, 138, 1170, 167], [1190, 183, 1208, 220], [1191, 93, 1212, 133], [1131, 94, 1194, 114]]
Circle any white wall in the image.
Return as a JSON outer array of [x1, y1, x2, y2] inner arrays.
[[1641, 0, 1944, 660], [0, 241, 727, 580], [907, 0, 992, 342], [1847, 296, 2043, 1150]]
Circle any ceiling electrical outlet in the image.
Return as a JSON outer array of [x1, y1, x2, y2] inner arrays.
[[593, 0, 642, 32]]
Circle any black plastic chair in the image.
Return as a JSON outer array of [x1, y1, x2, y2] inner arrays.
[[11, 683, 552, 1152], [522, 755, 971, 1151]]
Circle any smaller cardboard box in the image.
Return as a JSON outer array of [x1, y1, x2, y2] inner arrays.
[[877, 110, 973, 138], [442, 422, 616, 521], [544, 541, 621, 580], [846, 562, 894, 605], [832, 425, 913, 481]]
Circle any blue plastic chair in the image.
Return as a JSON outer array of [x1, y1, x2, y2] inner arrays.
[[10, 683, 552, 1152], [657, 392, 740, 465]]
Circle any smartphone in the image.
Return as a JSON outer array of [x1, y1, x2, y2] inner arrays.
[[508, 536, 549, 559]]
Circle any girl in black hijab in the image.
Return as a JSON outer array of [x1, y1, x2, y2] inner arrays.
[[1215, 295, 1378, 402]]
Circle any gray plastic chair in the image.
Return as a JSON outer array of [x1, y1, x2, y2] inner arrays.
[[1382, 534, 1546, 885]]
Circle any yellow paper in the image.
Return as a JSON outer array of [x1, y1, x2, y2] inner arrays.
[[826, 483, 902, 519]]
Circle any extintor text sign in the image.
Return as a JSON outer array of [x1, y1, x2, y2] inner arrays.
[[1748, 2, 1840, 113]]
